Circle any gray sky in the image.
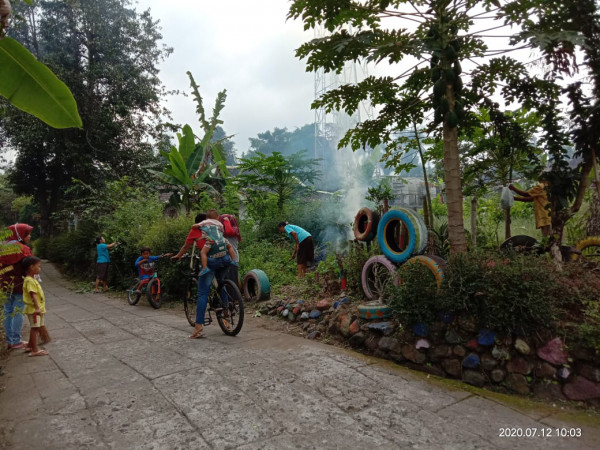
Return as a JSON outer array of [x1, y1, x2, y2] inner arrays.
[[137, 0, 315, 154]]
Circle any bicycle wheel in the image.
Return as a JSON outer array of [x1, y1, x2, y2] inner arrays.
[[127, 279, 141, 305], [146, 278, 162, 309], [184, 276, 198, 327], [216, 279, 244, 336]]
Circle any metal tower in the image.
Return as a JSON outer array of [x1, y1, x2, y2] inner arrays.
[[313, 24, 374, 169]]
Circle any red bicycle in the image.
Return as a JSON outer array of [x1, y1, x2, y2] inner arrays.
[[127, 272, 162, 309]]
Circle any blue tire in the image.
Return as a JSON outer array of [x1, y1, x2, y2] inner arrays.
[[377, 209, 417, 264], [243, 269, 271, 302]]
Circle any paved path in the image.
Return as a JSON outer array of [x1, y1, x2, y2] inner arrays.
[[1, 263, 599, 449]]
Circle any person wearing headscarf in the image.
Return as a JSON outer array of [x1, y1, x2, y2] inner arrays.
[[0, 223, 33, 349], [219, 213, 242, 284]]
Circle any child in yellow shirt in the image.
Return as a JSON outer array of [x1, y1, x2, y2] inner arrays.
[[22, 256, 48, 357]]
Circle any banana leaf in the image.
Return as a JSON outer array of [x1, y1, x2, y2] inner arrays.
[[0, 37, 82, 129]]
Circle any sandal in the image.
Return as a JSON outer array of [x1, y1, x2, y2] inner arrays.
[[9, 342, 26, 350], [189, 325, 205, 339], [29, 349, 49, 357]]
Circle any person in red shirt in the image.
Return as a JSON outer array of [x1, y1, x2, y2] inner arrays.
[[172, 213, 208, 260], [0, 223, 33, 349], [172, 212, 236, 338]]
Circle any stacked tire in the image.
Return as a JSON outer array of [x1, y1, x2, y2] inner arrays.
[[356, 207, 446, 304], [377, 208, 428, 264], [353, 207, 380, 242]]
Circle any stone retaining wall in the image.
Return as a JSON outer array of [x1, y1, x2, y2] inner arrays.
[[259, 299, 600, 405]]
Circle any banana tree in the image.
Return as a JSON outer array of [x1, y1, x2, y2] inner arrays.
[[149, 73, 230, 215]]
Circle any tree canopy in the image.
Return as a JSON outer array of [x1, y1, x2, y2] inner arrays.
[[288, 0, 600, 256], [0, 0, 172, 235]]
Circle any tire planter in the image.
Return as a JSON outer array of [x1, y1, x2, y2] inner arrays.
[[377, 209, 417, 264], [361, 255, 399, 301], [400, 255, 447, 292], [574, 237, 600, 260], [398, 207, 428, 255], [357, 303, 392, 320], [353, 207, 380, 242], [243, 269, 271, 302], [499, 235, 538, 252]]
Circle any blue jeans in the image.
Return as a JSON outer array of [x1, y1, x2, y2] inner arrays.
[[196, 255, 232, 325], [3, 293, 25, 345]]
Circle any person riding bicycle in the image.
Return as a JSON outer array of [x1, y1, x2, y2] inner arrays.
[[133, 247, 172, 294], [172, 211, 236, 339]]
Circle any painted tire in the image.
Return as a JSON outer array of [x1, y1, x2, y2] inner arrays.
[[243, 269, 271, 302], [377, 209, 417, 264], [499, 235, 538, 252], [400, 255, 446, 292], [357, 303, 392, 320], [353, 207, 380, 242], [574, 237, 600, 260], [361, 255, 399, 301], [396, 207, 428, 255]]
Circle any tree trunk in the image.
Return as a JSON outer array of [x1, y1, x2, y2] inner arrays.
[[471, 195, 477, 247], [504, 208, 511, 240], [422, 196, 430, 229], [37, 192, 52, 237], [442, 87, 467, 253], [549, 211, 568, 268], [414, 123, 434, 228]]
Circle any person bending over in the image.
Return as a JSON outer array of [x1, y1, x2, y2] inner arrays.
[[278, 221, 314, 277]]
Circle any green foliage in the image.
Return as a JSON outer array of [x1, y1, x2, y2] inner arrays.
[[442, 252, 558, 333], [1, 0, 172, 235], [236, 150, 321, 211], [430, 220, 450, 258], [238, 239, 297, 291], [0, 37, 82, 128], [365, 178, 394, 216], [150, 74, 230, 215], [388, 250, 561, 334], [131, 215, 193, 301], [35, 220, 98, 276], [219, 184, 241, 215], [573, 300, 600, 350], [461, 108, 543, 197], [99, 198, 164, 288], [387, 263, 440, 325], [345, 241, 379, 297], [431, 196, 447, 218]]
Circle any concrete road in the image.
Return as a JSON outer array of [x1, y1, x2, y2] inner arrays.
[[1, 263, 599, 449]]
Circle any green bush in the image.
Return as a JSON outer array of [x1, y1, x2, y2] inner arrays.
[[443, 252, 558, 333], [238, 238, 297, 291], [133, 214, 194, 301], [387, 262, 441, 325], [388, 251, 559, 334], [345, 240, 380, 297], [41, 220, 99, 278]]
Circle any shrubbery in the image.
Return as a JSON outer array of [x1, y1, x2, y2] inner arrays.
[[388, 251, 560, 334], [238, 238, 297, 290]]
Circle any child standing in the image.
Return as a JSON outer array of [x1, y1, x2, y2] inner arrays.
[[22, 256, 48, 357]]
